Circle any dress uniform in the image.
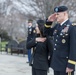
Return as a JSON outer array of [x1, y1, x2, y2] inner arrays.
[[44, 6, 76, 75], [26, 19, 53, 75], [26, 20, 36, 63]]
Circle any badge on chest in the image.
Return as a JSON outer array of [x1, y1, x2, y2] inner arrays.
[[62, 39, 66, 43], [60, 24, 70, 37], [61, 24, 70, 43], [61, 26, 69, 33]]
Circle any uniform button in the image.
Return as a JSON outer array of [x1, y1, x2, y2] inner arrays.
[[35, 41, 37, 43], [66, 57, 68, 58], [65, 34, 68, 36], [55, 44, 57, 46], [62, 36, 65, 37], [60, 33, 63, 35], [54, 48, 56, 50], [57, 35, 58, 37], [56, 39, 57, 41]]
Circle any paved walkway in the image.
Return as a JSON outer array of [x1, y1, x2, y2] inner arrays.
[[0, 52, 76, 75], [0, 52, 53, 75]]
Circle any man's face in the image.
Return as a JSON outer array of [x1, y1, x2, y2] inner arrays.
[[28, 22, 32, 26], [56, 12, 65, 23]]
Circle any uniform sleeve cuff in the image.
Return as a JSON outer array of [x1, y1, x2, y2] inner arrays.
[[44, 24, 51, 28], [67, 60, 76, 70], [68, 60, 76, 65], [67, 63, 75, 70]]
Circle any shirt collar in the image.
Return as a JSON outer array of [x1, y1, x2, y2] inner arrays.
[[28, 26, 32, 28], [60, 19, 68, 26]]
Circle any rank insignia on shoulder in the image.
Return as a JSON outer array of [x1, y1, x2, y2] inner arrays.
[[62, 39, 66, 43], [33, 30, 36, 33], [72, 23, 76, 26]]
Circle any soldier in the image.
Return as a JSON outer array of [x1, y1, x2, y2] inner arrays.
[[26, 19, 36, 63], [44, 6, 76, 75]]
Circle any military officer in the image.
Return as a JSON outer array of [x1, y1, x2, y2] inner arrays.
[[44, 6, 76, 75], [26, 19, 36, 63]]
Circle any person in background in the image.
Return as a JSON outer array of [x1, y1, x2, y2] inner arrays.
[[44, 6, 76, 75], [26, 19, 36, 63], [26, 19, 53, 75]]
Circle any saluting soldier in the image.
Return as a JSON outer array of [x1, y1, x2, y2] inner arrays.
[[44, 6, 76, 75], [26, 19, 36, 63]]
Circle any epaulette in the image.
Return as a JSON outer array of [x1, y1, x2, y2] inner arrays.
[[72, 23, 76, 26]]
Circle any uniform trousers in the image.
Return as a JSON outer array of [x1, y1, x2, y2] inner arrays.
[[54, 70, 74, 75], [27, 49, 31, 62], [32, 67, 47, 75]]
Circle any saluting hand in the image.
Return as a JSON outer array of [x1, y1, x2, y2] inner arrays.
[[36, 37, 46, 42], [48, 13, 57, 22]]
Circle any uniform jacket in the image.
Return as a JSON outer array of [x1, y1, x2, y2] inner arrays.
[[44, 19, 76, 71], [26, 36, 53, 70], [26, 26, 36, 49]]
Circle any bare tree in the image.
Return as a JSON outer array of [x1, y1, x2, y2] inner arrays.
[[1, 0, 76, 41], [26, 0, 62, 19]]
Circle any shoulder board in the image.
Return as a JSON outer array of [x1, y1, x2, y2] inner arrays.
[[72, 23, 76, 26]]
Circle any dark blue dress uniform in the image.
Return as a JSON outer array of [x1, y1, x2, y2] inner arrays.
[[26, 26, 36, 62], [44, 6, 76, 75], [45, 20, 76, 75], [27, 26, 36, 42]]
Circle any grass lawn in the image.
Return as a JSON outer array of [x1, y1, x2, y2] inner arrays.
[[0, 41, 8, 51]]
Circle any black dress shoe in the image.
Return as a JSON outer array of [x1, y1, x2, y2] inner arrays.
[[26, 61, 29, 63]]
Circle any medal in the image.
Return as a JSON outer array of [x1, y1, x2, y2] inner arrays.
[[62, 39, 66, 43], [60, 33, 63, 35], [54, 30, 57, 33], [65, 34, 68, 36]]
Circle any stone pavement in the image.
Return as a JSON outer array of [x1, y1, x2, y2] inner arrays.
[[0, 52, 76, 75], [0, 52, 53, 75]]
